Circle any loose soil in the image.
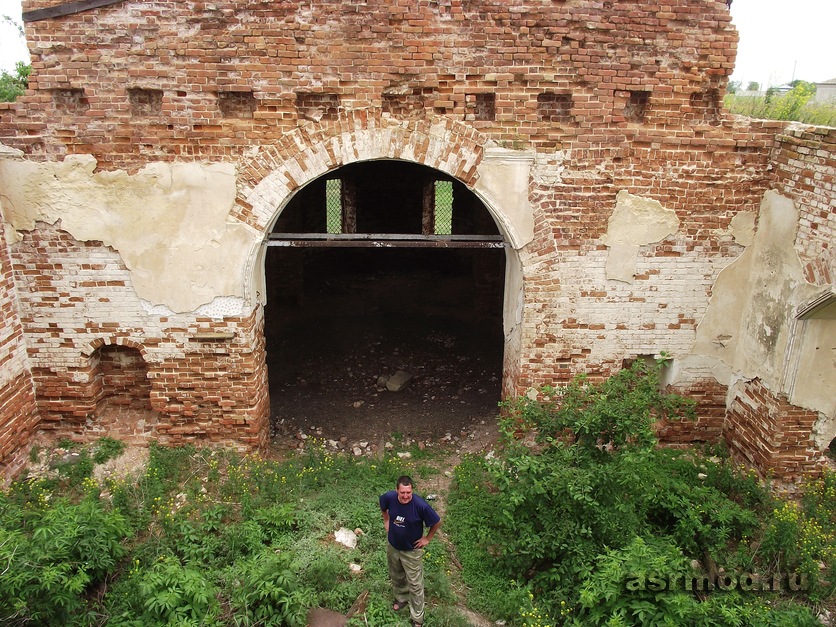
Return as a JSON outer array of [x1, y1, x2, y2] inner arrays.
[[265, 265, 505, 454]]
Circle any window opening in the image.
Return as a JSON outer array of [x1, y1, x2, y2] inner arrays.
[[325, 178, 342, 234], [434, 180, 453, 235]]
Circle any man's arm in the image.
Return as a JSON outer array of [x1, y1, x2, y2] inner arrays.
[[413, 520, 440, 549], [381, 509, 390, 534]]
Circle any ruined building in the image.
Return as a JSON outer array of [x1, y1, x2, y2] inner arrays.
[[0, 0, 833, 482]]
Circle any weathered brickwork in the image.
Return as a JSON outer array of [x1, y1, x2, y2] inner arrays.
[[0, 221, 39, 472], [8, 223, 268, 454], [771, 125, 836, 286], [725, 378, 824, 483], [0, 0, 832, 482], [3, 0, 742, 166]]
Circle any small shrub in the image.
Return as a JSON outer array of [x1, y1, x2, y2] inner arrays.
[[92, 436, 127, 464], [0, 495, 130, 624], [227, 551, 307, 627], [137, 556, 221, 626]]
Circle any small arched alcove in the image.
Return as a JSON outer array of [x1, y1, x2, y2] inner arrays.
[[89, 344, 158, 443], [263, 160, 506, 444]]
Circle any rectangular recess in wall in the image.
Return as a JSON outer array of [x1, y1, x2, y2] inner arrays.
[[218, 90, 257, 118], [128, 88, 163, 116], [537, 92, 573, 122], [51, 88, 89, 113], [467, 93, 495, 121], [624, 90, 649, 123]]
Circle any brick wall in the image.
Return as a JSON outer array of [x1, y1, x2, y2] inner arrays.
[[3, 0, 742, 167], [0, 214, 39, 471], [0, 0, 832, 478], [9, 223, 268, 452], [725, 378, 824, 483], [771, 124, 836, 286]]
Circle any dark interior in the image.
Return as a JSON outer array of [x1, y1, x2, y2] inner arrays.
[[264, 160, 506, 446]]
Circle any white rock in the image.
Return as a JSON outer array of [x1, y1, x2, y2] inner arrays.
[[335, 527, 357, 549]]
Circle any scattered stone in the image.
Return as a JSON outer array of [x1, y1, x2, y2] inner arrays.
[[425, 494, 438, 501], [352, 400, 364, 408], [386, 370, 413, 392], [50, 451, 82, 469], [385, 441, 394, 449], [359, 441, 368, 448], [353, 447, 363, 456], [335, 527, 358, 549], [349, 563, 363, 573], [397, 452, 412, 459]]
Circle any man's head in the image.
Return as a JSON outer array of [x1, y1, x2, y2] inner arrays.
[[396, 475, 413, 504]]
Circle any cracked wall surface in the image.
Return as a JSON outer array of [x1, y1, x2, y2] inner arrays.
[[0, 155, 257, 313], [602, 190, 681, 283], [691, 190, 834, 426]]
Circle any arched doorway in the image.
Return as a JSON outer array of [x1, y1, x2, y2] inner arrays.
[[263, 160, 506, 447]]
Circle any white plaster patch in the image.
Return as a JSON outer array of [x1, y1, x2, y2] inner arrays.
[[692, 191, 831, 420], [729, 211, 755, 247], [602, 190, 680, 283], [140, 296, 245, 319], [0, 156, 259, 313]]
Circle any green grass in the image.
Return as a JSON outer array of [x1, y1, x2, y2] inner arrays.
[[3, 395, 836, 627]]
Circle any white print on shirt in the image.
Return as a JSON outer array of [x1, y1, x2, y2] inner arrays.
[[394, 515, 405, 527]]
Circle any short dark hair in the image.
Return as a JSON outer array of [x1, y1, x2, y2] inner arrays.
[[396, 475, 413, 489]]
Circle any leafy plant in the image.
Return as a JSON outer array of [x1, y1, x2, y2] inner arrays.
[[93, 436, 127, 464], [0, 61, 29, 103], [137, 556, 221, 626], [0, 494, 129, 624], [227, 551, 307, 627]]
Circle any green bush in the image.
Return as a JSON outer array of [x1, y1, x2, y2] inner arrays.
[[227, 551, 307, 627], [448, 360, 821, 624], [136, 556, 221, 626], [0, 494, 129, 624]]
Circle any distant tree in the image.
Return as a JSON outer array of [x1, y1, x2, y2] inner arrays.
[[727, 80, 742, 94], [746, 81, 760, 91], [0, 14, 29, 102], [0, 62, 30, 102]]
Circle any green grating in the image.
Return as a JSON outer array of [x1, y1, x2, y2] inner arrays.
[[325, 179, 342, 233], [434, 180, 453, 235]]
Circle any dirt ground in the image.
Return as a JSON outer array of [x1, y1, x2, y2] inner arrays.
[[265, 262, 505, 455]]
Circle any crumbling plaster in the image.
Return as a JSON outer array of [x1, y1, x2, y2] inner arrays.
[[602, 190, 680, 283], [0, 155, 257, 313], [684, 191, 834, 438]]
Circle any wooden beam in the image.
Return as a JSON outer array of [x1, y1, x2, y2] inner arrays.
[[267, 239, 506, 249], [23, 0, 126, 22], [267, 234, 506, 249]]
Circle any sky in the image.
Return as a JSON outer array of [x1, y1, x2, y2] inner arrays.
[[1, 0, 834, 85]]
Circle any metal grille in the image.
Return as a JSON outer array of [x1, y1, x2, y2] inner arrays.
[[325, 179, 342, 233], [434, 180, 453, 235]]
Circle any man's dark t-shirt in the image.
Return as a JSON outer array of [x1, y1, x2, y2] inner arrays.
[[379, 490, 440, 551]]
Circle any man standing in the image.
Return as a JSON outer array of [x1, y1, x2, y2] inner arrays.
[[379, 475, 441, 627]]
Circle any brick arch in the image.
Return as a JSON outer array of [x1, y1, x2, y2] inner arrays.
[[233, 110, 487, 234], [235, 109, 527, 405], [83, 337, 149, 359]]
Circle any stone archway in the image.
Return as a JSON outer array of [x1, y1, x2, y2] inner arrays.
[[235, 112, 534, 433]]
